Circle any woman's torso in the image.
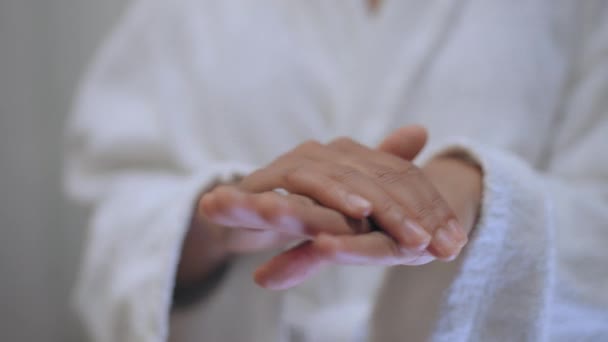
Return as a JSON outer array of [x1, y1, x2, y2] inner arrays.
[[167, 1, 579, 341]]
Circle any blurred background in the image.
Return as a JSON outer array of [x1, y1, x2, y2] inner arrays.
[[0, 1, 127, 340]]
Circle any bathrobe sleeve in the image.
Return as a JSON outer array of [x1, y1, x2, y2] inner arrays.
[[65, 1, 254, 341], [423, 7, 608, 341]]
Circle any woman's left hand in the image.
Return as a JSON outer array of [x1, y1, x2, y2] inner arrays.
[[202, 126, 483, 289], [252, 154, 483, 290]]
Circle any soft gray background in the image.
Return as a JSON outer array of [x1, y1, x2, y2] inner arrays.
[[0, 0, 128, 340]]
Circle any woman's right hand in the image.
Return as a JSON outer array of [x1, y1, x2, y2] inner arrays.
[[199, 187, 370, 254], [176, 186, 370, 287]]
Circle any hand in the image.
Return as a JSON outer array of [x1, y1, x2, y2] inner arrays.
[[199, 187, 372, 254], [193, 125, 430, 259], [236, 126, 466, 259], [177, 184, 371, 286], [200, 126, 475, 289], [252, 154, 482, 290], [179, 125, 442, 287], [195, 186, 373, 288]]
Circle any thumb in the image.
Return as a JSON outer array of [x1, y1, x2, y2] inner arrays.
[[378, 125, 428, 160]]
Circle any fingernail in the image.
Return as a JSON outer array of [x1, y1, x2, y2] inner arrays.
[[447, 219, 468, 247], [403, 219, 432, 250], [433, 228, 459, 259], [345, 194, 372, 215]]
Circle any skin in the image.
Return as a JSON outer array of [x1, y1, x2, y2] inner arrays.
[[368, 0, 383, 12], [176, 126, 482, 290]]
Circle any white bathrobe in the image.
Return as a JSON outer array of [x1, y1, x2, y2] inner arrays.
[[66, 1, 608, 341]]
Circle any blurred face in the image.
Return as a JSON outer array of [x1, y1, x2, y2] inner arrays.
[[368, 0, 382, 12]]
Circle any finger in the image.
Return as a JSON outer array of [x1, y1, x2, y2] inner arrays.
[[377, 125, 428, 160], [241, 164, 373, 219], [367, 162, 459, 253], [330, 136, 411, 170], [254, 231, 437, 290], [376, 127, 468, 259], [202, 186, 364, 237], [313, 232, 435, 266], [329, 138, 460, 254], [254, 240, 325, 290], [238, 140, 333, 191], [255, 139, 432, 250], [323, 138, 433, 250], [359, 162, 466, 260], [318, 162, 433, 250], [199, 186, 272, 229], [285, 193, 317, 206], [266, 191, 370, 236], [240, 140, 375, 219], [427, 219, 468, 261], [225, 229, 294, 253]]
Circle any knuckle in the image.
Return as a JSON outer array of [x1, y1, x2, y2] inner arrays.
[[329, 136, 354, 148], [377, 199, 400, 217], [319, 178, 347, 199], [429, 191, 448, 209], [372, 164, 416, 185], [414, 192, 447, 222], [374, 168, 402, 185], [412, 203, 437, 230], [283, 166, 340, 199], [408, 207, 441, 237], [197, 194, 213, 215], [431, 195, 453, 222], [258, 191, 277, 203], [295, 139, 323, 153], [282, 165, 308, 185], [212, 185, 230, 198], [433, 196, 453, 225], [257, 193, 279, 219], [239, 167, 268, 189], [374, 198, 390, 215], [412, 201, 436, 221], [274, 151, 302, 166], [332, 165, 360, 183], [211, 184, 231, 194], [212, 187, 232, 206], [276, 141, 320, 164]]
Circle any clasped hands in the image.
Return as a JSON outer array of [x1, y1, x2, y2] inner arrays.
[[197, 126, 481, 290]]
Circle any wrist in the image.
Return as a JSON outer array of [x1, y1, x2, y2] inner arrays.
[[176, 204, 231, 286], [173, 215, 232, 308], [422, 155, 482, 236], [176, 177, 245, 286]]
